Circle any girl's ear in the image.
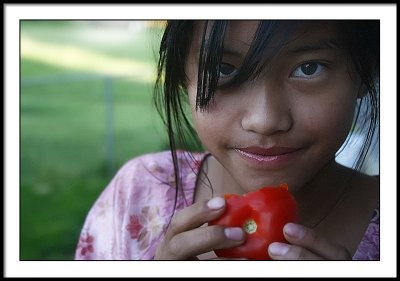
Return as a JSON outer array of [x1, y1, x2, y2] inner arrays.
[[357, 83, 369, 98]]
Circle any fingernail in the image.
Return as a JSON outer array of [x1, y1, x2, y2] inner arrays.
[[269, 242, 290, 256], [284, 223, 306, 239], [207, 197, 225, 210], [224, 227, 245, 241]]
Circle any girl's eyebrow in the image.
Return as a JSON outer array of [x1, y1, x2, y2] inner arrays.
[[287, 39, 342, 54]]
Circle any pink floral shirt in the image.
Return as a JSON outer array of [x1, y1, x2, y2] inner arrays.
[[75, 150, 379, 260]]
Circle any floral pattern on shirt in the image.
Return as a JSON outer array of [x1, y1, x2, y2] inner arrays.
[[126, 214, 143, 240], [125, 205, 166, 251], [352, 207, 380, 260], [76, 231, 95, 257]]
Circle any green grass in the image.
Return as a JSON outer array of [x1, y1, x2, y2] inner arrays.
[[20, 21, 170, 260]]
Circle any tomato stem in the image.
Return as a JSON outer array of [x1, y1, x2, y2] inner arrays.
[[243, 219, 257, 234]]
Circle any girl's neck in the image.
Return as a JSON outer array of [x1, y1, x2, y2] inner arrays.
[[293, 159, 354, 229], [194, 154, 244, 201]]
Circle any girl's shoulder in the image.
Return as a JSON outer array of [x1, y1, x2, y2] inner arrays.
[[123, 150, 207, 172], [109, 150, 207, 200], [115, 150, 205, 179]]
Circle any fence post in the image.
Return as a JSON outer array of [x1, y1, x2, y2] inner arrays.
[[104, 76, 115, 175]]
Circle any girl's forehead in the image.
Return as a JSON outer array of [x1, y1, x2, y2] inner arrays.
[[224, 21, 260, 46]]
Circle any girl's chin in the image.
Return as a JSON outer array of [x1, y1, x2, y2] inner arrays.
[[234, 176, 289, 192], [230, 168, 304, 194]]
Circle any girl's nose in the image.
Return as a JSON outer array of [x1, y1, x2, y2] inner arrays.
[[241, 84, 293, 135]]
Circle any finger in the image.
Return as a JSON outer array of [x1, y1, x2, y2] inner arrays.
[[168, 225, 245, 259], [282, 223, 351, 260], [268, 242, 323, 260], [165, 197, 226, 240]]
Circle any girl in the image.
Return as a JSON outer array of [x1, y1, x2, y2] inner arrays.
[[75, 20, 379, 260]]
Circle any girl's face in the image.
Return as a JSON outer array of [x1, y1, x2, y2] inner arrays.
[[186, 21, 360, 193]]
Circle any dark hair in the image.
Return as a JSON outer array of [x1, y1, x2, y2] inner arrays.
[[153, 20, 380, 212]]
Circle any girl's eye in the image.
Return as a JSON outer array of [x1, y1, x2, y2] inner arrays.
[[291, 62, 326, 79], [218, 63, 238, 78]]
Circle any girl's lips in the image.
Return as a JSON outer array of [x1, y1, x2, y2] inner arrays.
[[238, 146, 300, 156], [234, 146, 302, 169]]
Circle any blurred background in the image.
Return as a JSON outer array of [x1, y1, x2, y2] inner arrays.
[[20, 20, 379, 261], [20, 20, 169, 260]]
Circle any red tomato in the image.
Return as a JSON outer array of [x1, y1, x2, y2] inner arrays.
[[208, 183, 298, 260]]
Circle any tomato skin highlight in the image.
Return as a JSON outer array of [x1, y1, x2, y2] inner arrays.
[[209, 184, 298, 260]]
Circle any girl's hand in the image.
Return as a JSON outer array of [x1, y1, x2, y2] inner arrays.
[[154, 197, 246, 260], [268, 223, 352, 260]]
